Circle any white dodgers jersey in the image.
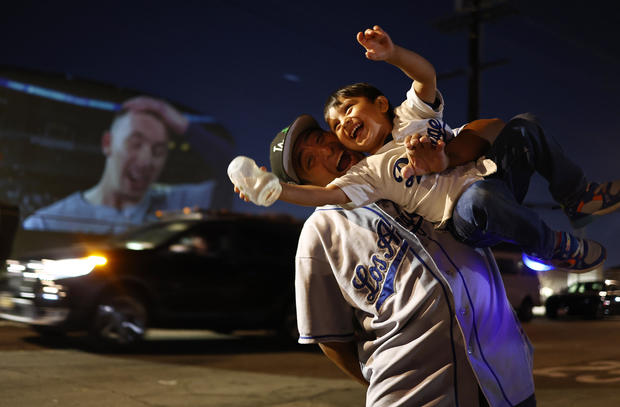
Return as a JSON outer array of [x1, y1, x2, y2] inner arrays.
[[295, 201, 535, 407]]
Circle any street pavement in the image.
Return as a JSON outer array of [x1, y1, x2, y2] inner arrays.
[[0, 349, 365, 407], [0, 319, 619, 406]]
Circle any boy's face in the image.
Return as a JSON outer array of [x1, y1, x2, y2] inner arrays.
[[325, 95, 392, 154], [292, 129, 363, 187]]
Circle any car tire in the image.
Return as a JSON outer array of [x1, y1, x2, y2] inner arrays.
[[277, 301, 298, 344], [32, 325, 66, 337], [589, 302, 604, 320], [517, 298, 534, 322], [89, 291, 148, 350], [545, 303, 558, 319]]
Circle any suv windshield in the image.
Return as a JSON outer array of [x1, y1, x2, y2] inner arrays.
[[111, 221, 196, 250]]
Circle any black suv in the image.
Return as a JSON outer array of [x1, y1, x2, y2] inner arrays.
[[0, 212, 302, 348], [545, 279, 620, 319]]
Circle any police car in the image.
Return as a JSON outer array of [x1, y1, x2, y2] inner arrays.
[[0, 211, 302, 349]]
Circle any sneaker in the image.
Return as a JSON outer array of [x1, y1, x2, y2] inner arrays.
[[525, 232, 607, 273], [564, 180, 620, 228]]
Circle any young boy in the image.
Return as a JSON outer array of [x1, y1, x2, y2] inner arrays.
[[233, 26, 620, 273]]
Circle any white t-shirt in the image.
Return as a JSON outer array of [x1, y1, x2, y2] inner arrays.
[[328, 83, 496, 228], [295, 200, 535, 407], [22, 181, 217, 234]]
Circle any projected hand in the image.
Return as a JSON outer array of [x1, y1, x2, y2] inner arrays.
[[122, 96, 189, 135]]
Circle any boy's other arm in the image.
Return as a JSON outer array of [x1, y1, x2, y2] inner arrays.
[[402, 118, 505, 177], [279, 183, 350, 207], [319, 341, 370, 387], [357, 25, 437, 104], [447, 118, 505, 166]]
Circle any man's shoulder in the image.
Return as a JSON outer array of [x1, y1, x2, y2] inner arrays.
[[29, 192, 88, 216], [22, 191, 98, 231]]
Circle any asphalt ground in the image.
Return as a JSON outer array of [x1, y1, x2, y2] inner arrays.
[[0, 318, 618, 406]]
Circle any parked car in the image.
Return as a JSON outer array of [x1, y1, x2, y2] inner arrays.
[[545, 279, 620, 319], [492, 244, 542, 322], [0, 211, 302, 348]]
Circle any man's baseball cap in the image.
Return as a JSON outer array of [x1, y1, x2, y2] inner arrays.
[[269, 114, 321, 184]]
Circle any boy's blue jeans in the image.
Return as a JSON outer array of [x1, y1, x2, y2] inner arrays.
[[451, 113, 587, 259]]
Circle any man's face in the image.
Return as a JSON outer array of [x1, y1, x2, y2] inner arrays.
[[325, 95, 392, 154], [105, 112, 169, 200], [292, 129, 363, 187]]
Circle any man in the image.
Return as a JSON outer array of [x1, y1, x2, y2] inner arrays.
[[268, 114, 536, 406], [23, 96, 233, 234]]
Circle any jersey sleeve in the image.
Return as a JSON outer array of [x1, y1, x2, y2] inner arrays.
[[295, 220, 356, 344], [393, 83, 446, 141], [396, 82, 445, 120]]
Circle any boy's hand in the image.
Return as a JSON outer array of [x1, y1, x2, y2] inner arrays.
[[233, 166, 268, 202], [357, 25, 395, 61], [402, 134, 449, 178]]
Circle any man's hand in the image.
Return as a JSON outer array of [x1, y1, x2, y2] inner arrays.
[[122, 96, 189, 135], [402, 134, 449, 178], [357, 25, 395, 61]]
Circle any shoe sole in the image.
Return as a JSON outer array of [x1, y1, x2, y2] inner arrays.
[[570, 200, 620, 229], [552, 244, 607, 274], [552, 256, 606, 273]]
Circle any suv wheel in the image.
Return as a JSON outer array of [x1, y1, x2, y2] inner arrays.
[[545, 303, 558, 319], [32, 325, 66, 337], [277, 302, 298, 343], [89, 292, 148, 350]]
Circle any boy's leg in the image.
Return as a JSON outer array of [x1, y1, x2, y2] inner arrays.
[[452, 179, 555, 258], [451, 114, 607, 272], [452, 179, 606, 272], [486, 113, 586, 206], [491, 113, 619, 228]]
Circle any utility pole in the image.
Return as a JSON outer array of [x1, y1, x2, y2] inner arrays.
[[467, 0, 481, 121], [434, 0, 516, 121]]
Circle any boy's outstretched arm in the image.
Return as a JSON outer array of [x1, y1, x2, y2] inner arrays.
[[278, 183, 350, 207], [358, 25, 436, 104], [232, 166, 350, 207]]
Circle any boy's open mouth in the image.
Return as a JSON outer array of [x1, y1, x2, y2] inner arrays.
[[351, 123, 362, 140], [337, 150, 352, 172]]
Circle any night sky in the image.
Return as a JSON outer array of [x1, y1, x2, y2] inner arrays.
[[2, 0, 619, 264]]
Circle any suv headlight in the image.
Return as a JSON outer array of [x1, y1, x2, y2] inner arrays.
[[28, 255, 107, 279]]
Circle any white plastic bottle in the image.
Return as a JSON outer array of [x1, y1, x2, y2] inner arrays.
[[227, 156, 282, 207]]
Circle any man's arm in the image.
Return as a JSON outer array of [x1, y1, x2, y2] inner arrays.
[[357, 25, 437, 104], [318, 341, 369, 387]]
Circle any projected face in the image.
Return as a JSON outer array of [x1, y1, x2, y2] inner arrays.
[[105, 111, 169, 200]]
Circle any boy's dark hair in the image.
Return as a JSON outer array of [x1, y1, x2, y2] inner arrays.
[[323, 82, 395, 124]]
